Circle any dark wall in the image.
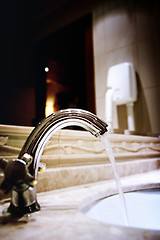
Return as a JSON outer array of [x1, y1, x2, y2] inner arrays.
[[1, 1, 36, 126], [1, 0, 98, 126]]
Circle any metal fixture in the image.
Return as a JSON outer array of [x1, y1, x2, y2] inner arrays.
[[0, 109, 108, 216]]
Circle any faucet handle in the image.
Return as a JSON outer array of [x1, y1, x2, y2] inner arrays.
[[0, 158, 37, 194]]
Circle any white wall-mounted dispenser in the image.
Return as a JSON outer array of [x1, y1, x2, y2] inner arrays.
[[105, 62, 137, 132]]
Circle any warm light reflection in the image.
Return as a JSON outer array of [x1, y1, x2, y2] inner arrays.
[[45, 100, 54, 117]]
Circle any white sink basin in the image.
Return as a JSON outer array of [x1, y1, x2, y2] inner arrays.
[[83, 188, 160, 230]]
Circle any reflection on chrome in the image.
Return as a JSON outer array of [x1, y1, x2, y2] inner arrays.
[[0, 109, 108, 216]]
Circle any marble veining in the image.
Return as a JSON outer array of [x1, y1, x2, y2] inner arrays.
[[0, 170, 160, 240], [0, 125, 160, 239]]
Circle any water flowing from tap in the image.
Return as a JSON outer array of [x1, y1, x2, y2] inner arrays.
[[100, 133, 129, 226]]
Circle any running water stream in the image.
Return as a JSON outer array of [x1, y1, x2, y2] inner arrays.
[[100, 133, 129, 226]]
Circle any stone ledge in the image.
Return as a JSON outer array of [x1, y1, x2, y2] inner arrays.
[[0, 125, 160, 168]]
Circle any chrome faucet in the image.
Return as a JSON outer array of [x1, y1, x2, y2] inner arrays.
[[0, 109, 108, 217]]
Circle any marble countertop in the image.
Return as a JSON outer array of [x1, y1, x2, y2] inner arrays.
[[1, 170, 160, 240]]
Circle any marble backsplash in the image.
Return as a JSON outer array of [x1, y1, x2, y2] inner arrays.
[[0, 124, 160, 198], [0, 124, 160, 165]]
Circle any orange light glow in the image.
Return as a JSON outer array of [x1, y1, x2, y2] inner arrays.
[[45, 100, 54, 117]]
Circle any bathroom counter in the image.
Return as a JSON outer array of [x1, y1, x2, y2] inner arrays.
[[0, 125, 160, 239], [1, 170, 160, 240]]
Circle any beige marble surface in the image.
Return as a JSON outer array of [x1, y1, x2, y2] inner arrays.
[[36, 158, 160, 193], [0, 125, 160, 239], [1, 125, 160, 166], [0, 124, 160, 198], [0, 170, 160, 240]]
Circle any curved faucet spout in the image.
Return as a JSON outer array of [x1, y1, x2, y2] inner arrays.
[[19, 108, 108, 179], [1, 109, 108, 216]]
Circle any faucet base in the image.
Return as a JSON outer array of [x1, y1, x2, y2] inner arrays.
[[7, 201, 40, 217]]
